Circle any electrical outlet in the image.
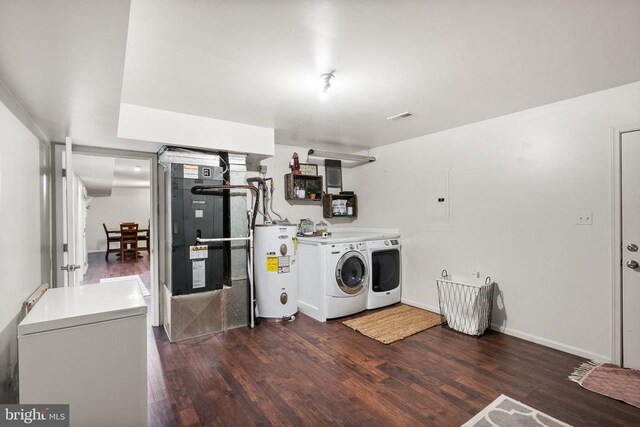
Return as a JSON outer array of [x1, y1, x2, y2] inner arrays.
[[577, 213, 593, 225], [471, 269, 480, 279]]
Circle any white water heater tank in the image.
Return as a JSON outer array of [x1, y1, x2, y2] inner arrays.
[[254, 224, 298, 320]]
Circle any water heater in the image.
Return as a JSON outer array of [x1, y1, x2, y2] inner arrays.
[[254, 224, 298, 320]]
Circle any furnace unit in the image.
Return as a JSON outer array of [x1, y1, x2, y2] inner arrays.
[[168, 162, 225, 295]]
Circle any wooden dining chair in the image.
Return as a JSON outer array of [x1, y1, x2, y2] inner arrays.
[[103, 223, 121, 260], [120, 223, 139, 262], [136, 219, 150, 253], [145, 219, 150, 253]]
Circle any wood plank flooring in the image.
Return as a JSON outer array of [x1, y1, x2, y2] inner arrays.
[[147, 311, 640, 426], [81, 252, 150, 289]]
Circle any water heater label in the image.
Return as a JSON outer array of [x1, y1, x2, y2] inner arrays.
[[184, 164, 199, 179], [278, 256, 290, 274], [189, 245, 208, 259], [192, 260, 206, 289], [266, 256, 278, 272]]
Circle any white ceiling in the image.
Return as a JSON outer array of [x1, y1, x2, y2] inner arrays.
[[0, 0, 161, 152], [73, 154, 150, 197], [1, 0, 640, 154]]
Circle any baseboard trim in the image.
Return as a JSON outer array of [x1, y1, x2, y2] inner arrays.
[[401, 298, 610, 363], [490, 323, 610, 363], [401, 298, 440, 314]]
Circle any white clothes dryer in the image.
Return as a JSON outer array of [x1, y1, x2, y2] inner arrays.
[[367, 238, 402, 309]]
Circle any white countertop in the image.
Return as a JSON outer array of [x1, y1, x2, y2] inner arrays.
[[297, 228, 400, 244], [18, 281, 147, 335]]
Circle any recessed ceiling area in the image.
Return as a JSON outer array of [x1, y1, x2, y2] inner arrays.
[[1, 0, 640, 154], [73, 154, 150, 197]]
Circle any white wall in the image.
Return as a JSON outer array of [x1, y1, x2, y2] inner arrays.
[[257, 144, 356, 227], [85, 187, 151, 253], [0, 101, 43, 402], [349, 81, 640, 361], [118, 103, 275, 156]]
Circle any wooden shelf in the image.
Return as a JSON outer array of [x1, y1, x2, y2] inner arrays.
[[284, 174, 323, 201], [323, 194, 357, 218]]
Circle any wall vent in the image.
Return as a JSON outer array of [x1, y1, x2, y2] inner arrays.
[[386, 111, 413, 121]]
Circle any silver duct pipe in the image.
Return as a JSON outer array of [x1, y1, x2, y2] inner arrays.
[[247, 177, 272, 224], [267, 179, 285, 222]]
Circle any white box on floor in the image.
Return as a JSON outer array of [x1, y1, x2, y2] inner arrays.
[[18, 282, 148, 427]]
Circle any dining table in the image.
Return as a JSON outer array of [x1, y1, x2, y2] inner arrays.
[[106, 227, 150, 235], [106, 226, 150, 259]]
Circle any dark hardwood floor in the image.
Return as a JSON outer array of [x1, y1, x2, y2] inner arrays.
[[147, 311, 640, 426], [81, 251, 150, 290]]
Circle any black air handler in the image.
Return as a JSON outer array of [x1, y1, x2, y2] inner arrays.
[[170, 163, 226, 295]]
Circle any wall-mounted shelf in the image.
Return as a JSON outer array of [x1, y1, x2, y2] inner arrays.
[[284, 174, 323, 201], [323, 193, 357, 218]]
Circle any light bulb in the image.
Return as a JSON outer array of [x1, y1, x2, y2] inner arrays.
[[319, 71, 334, 100]]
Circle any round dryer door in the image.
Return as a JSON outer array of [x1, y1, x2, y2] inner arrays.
[[335, 251, 368, 295]]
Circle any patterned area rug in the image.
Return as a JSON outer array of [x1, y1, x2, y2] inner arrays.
[[463, 394, 571, 427], [569, 361, 640, 408], [342, 304, 443, 344]]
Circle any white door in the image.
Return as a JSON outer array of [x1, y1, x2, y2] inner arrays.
[[622, 129, 640, 370], [61, 137, 81, 286]]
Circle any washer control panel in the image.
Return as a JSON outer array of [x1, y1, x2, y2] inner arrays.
[[332, 242, 369, 252]]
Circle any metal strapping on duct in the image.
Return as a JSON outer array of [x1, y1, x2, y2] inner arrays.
[[158, 146, 221, 168], [227, 153, 248, 172]]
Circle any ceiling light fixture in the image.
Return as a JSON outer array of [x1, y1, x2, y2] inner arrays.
[[387, 112, 413, 121], [134, 165, 142, 172], [319, 71, 335, 99]]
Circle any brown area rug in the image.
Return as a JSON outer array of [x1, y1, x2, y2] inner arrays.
[[569, 361, 640, 408], [342, 304, 443, 344]]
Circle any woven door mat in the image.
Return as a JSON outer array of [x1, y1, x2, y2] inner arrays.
[[569, 362, 640, 408], [342, 304, 443, 344]]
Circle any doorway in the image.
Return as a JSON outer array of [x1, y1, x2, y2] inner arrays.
[[53, 144, 160, 326], [76, 154, 151, 283], [620, 129, 640, 370]]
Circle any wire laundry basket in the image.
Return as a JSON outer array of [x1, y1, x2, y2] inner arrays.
[[436, 269, 495, 336]]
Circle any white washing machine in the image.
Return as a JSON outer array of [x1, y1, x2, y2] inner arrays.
[[324, 241, 369, 319], [367, 238, 402, 309], [298, 236, 372, 321]]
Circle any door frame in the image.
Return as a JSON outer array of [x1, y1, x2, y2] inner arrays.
[[52, 144, 161, 327], [611, 125, 640, 365]]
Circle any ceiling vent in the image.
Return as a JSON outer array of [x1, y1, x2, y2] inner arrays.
[[386, 111, 413, 121]]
